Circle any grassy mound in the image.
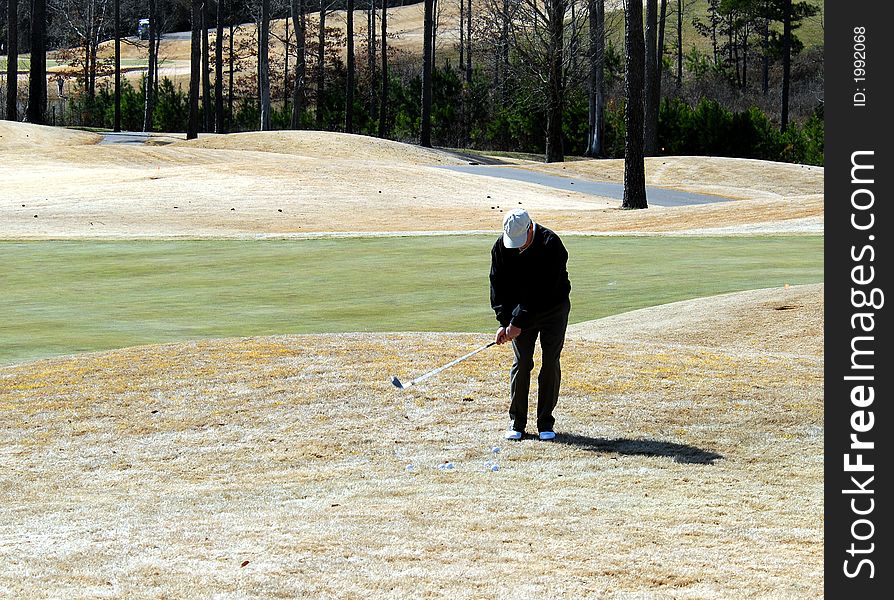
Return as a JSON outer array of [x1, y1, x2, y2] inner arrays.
[[569, 283, 824, 356], [0, 121, 101, 150], [173, 130, 467, 165]]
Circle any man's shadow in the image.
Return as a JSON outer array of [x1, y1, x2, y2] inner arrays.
[[556, 433, 723, 465]]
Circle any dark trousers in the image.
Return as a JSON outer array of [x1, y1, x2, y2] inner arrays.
[[508, 300, 570, 433]]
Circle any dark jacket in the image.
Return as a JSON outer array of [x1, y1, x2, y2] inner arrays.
[[490, 224, 571, 329]]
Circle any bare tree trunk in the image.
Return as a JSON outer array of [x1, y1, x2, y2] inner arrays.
[[188, 0, 202, 139], [644, 0, 658, 156], [85, 0, 94, 100], [676, 0, 682, 87], [420, 0, 433, 147], [215, 0, 225, 132], [368, 1, 376, 124], [378, 0, 387, 137], [316, 1, 326, 129], [459, 0, 464, 68], [544, 0, 565, 163], [291, 0, 306, 128], [586, 0, 605, 157], [654, 0, 668, 147], [228, 21, 235, 124], [623, 0, 647, 209], [762, 13, 769, 94], [143, 0, 157, 132], [203, 0, 212, 131], [346, 0, 355, 132], [90, 27, 99, 99], [83, 0, 92, 101], [729, 14, 735, 78], [741, 22, 748, 90], [154, 20, 161, 96], [6, 0, 18, 120], [499, 0, 509, 102], [657, 0, 668, 79], [114, 0, 121, 131], [465, 0, 472, 84], [710, 1, 718, 64], [780, 0, 791, 130], [260, 0, 271, 130], [28, 0, 47, 124], [431, 0, 437, 74]]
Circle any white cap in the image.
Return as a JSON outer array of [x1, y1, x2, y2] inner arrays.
[[502, 208, 531, 248]]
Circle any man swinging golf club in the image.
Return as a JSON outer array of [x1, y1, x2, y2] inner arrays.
[[490, 208, 571, 441]]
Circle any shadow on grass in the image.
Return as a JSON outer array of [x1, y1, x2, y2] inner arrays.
[[557, 433, 723, 465]]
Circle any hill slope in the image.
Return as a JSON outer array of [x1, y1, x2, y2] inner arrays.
[[0, 286, 823, 597], [1, 125, 822, 239], [569, 283, 823, 356]]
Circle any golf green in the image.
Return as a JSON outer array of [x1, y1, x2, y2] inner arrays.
[[0, 235, 823, 365]]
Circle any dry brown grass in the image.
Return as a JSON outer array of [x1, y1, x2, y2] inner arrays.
[[569, 283, 824, 356], [173, 129, 469, 165], [0, 121, 101, 149], [0, 125, 823, 596], [0, 287, 822, 596], [1, 125, 821, 239]]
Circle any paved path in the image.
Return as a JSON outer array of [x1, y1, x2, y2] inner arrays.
[[99, 132, 186, 145], [441, 165, 734, 207], [98, 132, 152, 145]]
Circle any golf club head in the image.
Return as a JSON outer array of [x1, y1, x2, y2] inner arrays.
[[390, 375, 404, 389]]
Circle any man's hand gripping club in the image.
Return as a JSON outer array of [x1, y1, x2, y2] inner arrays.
[[495, 324, 522, 345]]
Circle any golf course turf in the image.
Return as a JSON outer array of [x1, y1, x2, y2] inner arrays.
[[1, 235, 822, 365]]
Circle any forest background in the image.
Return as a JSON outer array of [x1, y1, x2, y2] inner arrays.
[[1, 0, 824, 164]]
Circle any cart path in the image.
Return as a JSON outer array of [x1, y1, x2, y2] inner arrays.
[[440, 165, 735, 207], [98, 131, 186, 145]]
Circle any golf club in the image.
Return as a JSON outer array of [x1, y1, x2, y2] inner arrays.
[[391, 341, 497, 389]]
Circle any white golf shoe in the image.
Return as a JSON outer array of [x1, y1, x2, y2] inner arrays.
[[503, 430, 523, 440], [538, 431, 556, 441]]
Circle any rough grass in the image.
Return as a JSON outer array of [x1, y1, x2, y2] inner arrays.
[[172, 130, 468, 165], [0, 286, 823, 597], [0, 236, 823, 365], [0, 121, 101, 149]]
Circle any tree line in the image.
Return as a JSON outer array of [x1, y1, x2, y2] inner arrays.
[[3, 0, 823, 198]]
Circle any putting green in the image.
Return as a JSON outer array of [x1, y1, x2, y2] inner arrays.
[[0, 235, 823, 365]]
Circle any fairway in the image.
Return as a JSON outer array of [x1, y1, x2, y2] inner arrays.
[[1, 235, 822, 365]]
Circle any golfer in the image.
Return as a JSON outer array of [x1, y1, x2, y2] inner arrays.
[[490, 208, 571, 441]]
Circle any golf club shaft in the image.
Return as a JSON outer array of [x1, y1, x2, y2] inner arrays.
[[405, 341, 496, 387]]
